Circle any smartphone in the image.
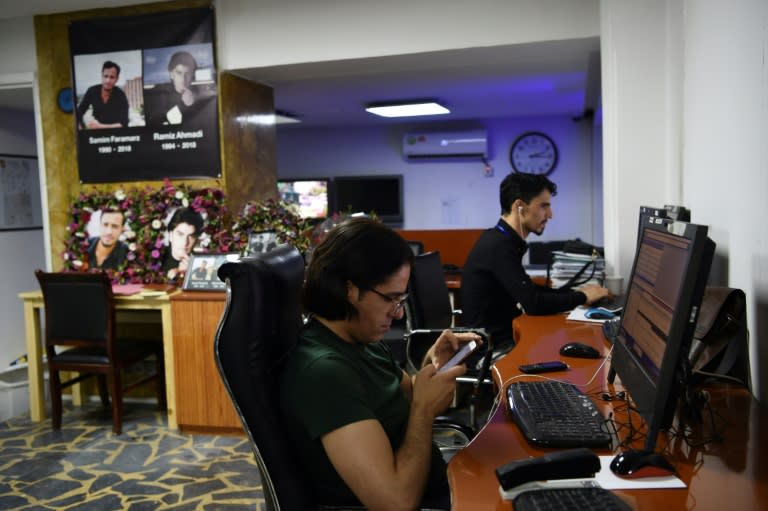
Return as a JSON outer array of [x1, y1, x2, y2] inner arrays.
[[518, 361, 568, 374], [438, 340, 479, 373]]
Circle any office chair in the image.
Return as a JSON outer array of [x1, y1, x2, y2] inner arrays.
[[34, 270, 165, 435], [214, 245, 470, 511], [405, 251, 495, 431]]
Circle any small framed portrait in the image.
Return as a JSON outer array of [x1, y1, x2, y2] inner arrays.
[[246, 231, 279, 256], [182, 253, 240, 291]]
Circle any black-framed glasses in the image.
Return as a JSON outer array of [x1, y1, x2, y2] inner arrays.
[[363, 287, 409, 313]]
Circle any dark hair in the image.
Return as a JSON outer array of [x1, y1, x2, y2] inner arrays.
[[102, 60, 121, 76], [99, 208, 125, 225], [499, 172, 557, 214], [167, 207, 204, 234], [167, 51, 197, 72], [303, 217, 413, 321]]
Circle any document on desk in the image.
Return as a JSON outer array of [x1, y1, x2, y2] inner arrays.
[[595, 456, 686, 490], [566, 306, 608, 323], [500, 456, 685, 500], [112, 284, 143, 296]]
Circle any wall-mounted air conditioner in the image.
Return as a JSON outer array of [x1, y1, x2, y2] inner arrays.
[[402, 130, 488, 159]]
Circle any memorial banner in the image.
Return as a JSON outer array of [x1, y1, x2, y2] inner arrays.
[[69, 7, 219, 183]]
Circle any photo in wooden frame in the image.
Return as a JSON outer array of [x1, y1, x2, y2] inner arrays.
[[245, 231, 279, 256], [182, 253, 239, 291]]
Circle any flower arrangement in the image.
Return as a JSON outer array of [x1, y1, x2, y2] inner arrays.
[[234, 198, 314, 255], [62, 180, 312, 284]]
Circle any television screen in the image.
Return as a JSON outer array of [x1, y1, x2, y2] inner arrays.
[[277, 179, 329, 219], [610, 216, 714, 452], [332, 175, 403, 225]]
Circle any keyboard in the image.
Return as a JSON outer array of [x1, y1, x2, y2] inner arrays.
[[507, 381, 611, 448], [514, 488, 632, 511]]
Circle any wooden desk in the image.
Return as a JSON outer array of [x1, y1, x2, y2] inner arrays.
[[448, 314, 768, 510], [18, 288, 180, 429]]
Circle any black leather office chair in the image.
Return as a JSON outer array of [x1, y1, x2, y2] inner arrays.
[[214, 245, 469, 511], [35, 270, 165, 435], [405, 251, 495, 431]]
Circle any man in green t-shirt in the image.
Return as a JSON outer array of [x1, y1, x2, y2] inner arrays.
[[280, 217, 481, 510]]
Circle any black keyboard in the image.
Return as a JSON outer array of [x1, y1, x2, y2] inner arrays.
[[507, 381, 611, 448], [594, 295, 625, 312], [514, 488, 632, 511]]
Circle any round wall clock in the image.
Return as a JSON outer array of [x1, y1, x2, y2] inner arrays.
[[509, 131, 558, 175]]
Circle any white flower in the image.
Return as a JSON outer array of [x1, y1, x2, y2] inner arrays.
[[167, 268, 178, 279], [75, 231, 85, 238], [200, 237, 211, 247], [128, 242, 137, 251], [124, 230, 135, 240], [63, 253, 70, 260], [175, 191, 184, 199], [115, 189, 126, 201], [152, 219, 162, 229], [72, 260, 83, 267], [182, 198, 189, 207]]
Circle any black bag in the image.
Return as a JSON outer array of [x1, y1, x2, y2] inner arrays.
[[688, 287, 750, 390]]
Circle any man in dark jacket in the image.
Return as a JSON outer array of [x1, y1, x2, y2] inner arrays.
[[461, 172, 609, 349]]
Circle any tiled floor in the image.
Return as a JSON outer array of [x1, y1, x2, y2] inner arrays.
[[0, 403, 265, 510]]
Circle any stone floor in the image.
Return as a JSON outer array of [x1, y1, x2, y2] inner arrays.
[[0, 403, 265, 510]]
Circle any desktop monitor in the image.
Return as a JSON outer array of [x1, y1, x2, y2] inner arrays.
[[610, 216, 715, 452], [332, 174, 404, 226], [276, 178, 330, 219]]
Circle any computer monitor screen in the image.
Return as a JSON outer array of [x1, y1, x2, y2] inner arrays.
[[610, 216, 714, 452], [332, 175, 403, 225], [276, 178, 329, 219]]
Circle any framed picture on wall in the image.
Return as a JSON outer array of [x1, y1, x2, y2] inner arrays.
[[182, 253, 239, 291], [245, 231, 279, 256]]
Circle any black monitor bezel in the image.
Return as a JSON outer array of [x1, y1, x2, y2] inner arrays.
[[332, 174, 404, 226], [276, 177, 331, 220], [610, 216, 714, 452]]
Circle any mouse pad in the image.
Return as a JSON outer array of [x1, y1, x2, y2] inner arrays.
[[595, 456, 686, 490], [566, 306, 613, 324]]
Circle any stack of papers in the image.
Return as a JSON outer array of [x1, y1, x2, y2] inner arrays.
[[549, 251, 605, 289]]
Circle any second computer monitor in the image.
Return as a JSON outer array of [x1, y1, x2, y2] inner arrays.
[[610, 215, 714, 452]]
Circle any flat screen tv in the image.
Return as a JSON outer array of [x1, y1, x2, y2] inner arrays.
[[610, 216, 714, 452], [276, 178, 330, 219], [332, 175, 403, 226]]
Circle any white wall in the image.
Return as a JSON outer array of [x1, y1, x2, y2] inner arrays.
[[681, 0, 768, 400], [0, 107, 46, 367], [216, 0, 600, 70], [277, 115, 602, 243]]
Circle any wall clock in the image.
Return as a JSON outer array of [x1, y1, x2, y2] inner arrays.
[[509, 131, 558, 175], [57, 87, 73, 113]]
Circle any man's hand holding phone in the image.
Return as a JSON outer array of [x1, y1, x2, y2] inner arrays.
[[437, 339, 479, 373]]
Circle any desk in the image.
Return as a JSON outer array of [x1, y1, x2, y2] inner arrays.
[[448, 314, 768, 510], [18, 288, 180, 429]]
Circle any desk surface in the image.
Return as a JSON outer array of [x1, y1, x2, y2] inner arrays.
[[448, 314, 768, 510]]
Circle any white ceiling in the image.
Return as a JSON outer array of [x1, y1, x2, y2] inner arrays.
[[0, 0, 600, 127]]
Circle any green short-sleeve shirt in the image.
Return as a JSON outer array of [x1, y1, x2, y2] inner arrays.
[[279, 319, 447, 506]]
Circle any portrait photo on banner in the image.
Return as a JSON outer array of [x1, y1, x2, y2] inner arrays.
[[182, 253, 239, 291], [69, 7, 220, 183]]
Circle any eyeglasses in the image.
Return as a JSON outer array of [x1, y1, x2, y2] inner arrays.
[[364, 287, 409, 313]]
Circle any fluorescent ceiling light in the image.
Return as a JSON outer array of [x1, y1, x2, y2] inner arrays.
[[275, 110, 301, 124], [365, 101, 449, 118]]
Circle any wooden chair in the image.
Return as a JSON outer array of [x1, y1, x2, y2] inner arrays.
[[35, 270, 166, 435]]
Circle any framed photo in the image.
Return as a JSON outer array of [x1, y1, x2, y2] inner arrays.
[[182, 253, 240, 291], [246, 231, 279, 256]]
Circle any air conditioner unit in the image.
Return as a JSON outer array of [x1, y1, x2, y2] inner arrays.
[[402, 130, 488, 159]]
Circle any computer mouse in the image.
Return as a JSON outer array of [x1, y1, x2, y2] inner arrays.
[[559, 342, 601, 359], [585, 307, 616, 320], [609, 450, 676, 479]]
